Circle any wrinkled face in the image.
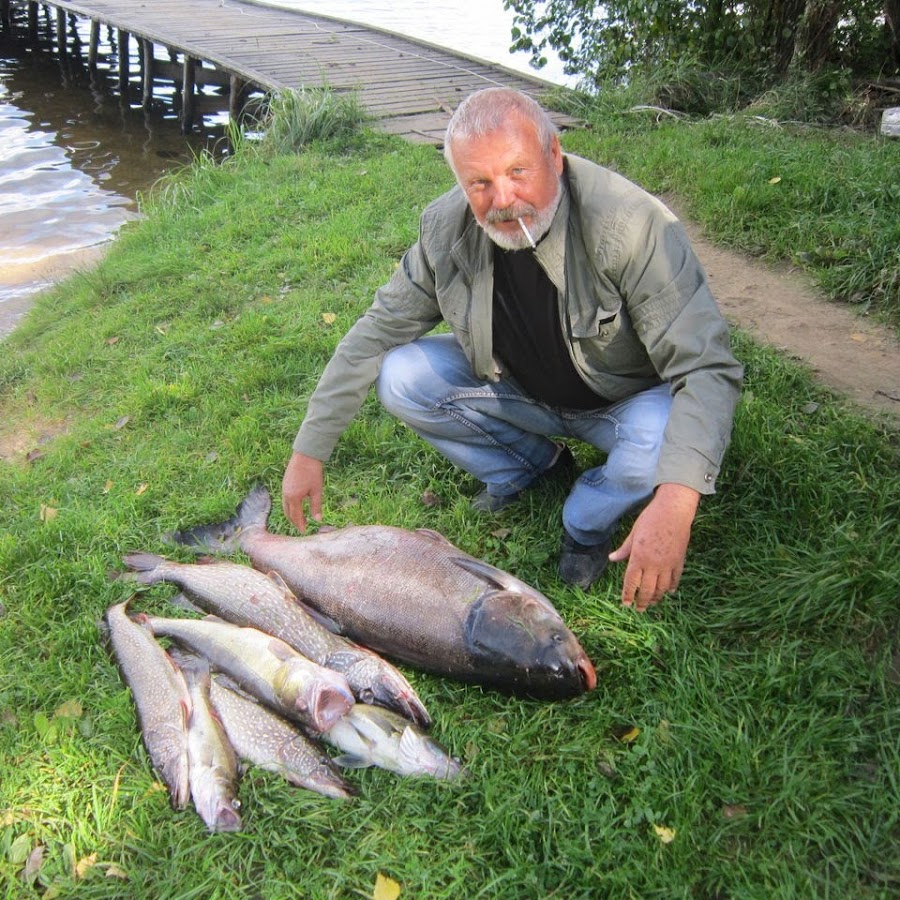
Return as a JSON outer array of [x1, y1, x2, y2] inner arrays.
[[450, 115, 564, 250]]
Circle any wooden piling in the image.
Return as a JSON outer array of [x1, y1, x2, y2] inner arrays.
[[116, 27, 129, 97], [27, 0, 37, 42], [182, 54, 196, 133], [141, 38, 154, 108], [87, 18, 99, 69]]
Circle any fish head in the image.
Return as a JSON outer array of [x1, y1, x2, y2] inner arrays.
[[191, 771, 242, 833], [273, 660, 355, 733], [463, 590, 597, 698], [396, 725, 465, 780]]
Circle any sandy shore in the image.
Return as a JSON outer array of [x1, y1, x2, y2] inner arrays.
[[0, 245, 112, 340]]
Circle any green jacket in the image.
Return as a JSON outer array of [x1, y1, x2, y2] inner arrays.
[[294, 154, 743, 495]]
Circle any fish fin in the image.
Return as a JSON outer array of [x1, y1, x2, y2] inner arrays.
[[450, 556, 517, 590], [122, 551, 166, 573], [332, 753, 373, 770], [269, 574, 343, 634], [170, 592, 204, 614], [167, 485, 271, 554], [414, 528, 455, 545], [267, 638, 297, 662]]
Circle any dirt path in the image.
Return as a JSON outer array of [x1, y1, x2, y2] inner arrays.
[[1, 214, 899, 435], [676, 215, 900, 426]]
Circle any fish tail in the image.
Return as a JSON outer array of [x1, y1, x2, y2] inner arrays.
[[121, 551, 167, 584], [167, 485, 272, 555]]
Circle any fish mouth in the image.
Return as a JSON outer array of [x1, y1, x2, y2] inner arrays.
[[578, 655, 598, 691], [309, 685, 355, 733]]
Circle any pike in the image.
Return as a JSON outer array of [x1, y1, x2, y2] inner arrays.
[[208, 672, 357, 800], [105, 600, 191, 809], [122, 552, 430, 727], [171, 486, 597, 699], [143, 614, 355, 733]]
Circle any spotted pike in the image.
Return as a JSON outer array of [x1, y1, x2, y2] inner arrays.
[[122, 551, 430, 727], [105, 600, 191, 809], [171, 486, 597, 698], [208, 673, 356, 800], [323, 704, 463, 780], [144, 614, 355, 733]]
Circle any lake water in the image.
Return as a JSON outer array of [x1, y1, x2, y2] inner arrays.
[[0, 1, 571, 338]]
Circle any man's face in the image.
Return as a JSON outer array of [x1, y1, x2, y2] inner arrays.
[[450, 116, 564, 250]]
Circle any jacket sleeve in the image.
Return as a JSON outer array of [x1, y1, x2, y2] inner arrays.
[[292, 236, 443, 461], [613, 195, 743, 494]]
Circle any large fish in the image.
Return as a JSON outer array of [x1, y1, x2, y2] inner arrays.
[[207, 673, 356, 801], [171, 486, 597, 698], [105, 600, 191, 809], [144, 614, 355, 733], [178, 656, 243, 832], [122, 551, 430, 727], [323, 704, 463, 781]]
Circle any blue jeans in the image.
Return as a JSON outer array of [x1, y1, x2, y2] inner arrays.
[[375, 334, 672, 545]]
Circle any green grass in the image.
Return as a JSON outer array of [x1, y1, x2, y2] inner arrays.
[[0, 119, 898, 898]]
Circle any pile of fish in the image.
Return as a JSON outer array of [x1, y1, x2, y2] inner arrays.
[[170, 486, 597, 698], [107, 556, 462, 833], [108, 486, 597, 832]]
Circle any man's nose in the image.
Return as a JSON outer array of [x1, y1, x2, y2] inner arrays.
[[491, 177, 517, 210]]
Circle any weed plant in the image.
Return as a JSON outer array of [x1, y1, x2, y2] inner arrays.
[[0, 118, 898, 896]]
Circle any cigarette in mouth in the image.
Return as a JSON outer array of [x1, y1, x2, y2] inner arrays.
[[517, 217, 537, 249]]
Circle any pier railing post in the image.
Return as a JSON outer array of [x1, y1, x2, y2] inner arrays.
[[182, 55, 196, 133]]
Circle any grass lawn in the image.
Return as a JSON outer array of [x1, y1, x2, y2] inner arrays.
[[0, 117, 898, 898]]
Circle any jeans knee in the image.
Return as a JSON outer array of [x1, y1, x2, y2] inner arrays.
[[376, 344, 427, 417]]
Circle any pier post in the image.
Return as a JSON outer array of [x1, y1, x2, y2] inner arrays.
[[182, 55, 197, 133], [27, 1, 37, 43], [142, 39, 155, 109], [117, 28, 130, 99], [55, 7, 66, 59], [88, 19, 99, 70], [229, 75, 251, 122], [1, 0, 10, 35]]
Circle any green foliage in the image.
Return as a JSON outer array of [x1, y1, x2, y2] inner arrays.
[[504, 0, 899, 112], [252, 86, 370, 155], [1, 128, 898, 897]]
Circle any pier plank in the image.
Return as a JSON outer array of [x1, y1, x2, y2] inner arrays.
[[10, 0, 579, 142]]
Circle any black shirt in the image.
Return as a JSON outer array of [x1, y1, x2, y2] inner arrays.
[[492, 245, 605, 409]]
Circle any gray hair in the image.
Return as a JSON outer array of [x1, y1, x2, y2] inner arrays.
[[443, 88, 558, 175]]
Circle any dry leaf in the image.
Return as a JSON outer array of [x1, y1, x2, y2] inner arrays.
[[113, 416, 130, 430], [850, 333, 868, 342], [618, 726, 641, 743], [75, 852, 98, 878], [105, 336, 120, 345], [491, 528, 511, 540], [653, 824, 676, 844], [135, 483, 149, 496], [722, 804, 748, 819], [54, 699, 83, 720], [103, 479, 114, 493], [26, 449, 45, 463], [322, 312, 337, 325], [22, 845, 45, 884], [373, 872, 401, 900], [768, 176, 782, 184], [420, 490, 441, 507], [40, 505, 58, 523], [105, 863, 129, 880]]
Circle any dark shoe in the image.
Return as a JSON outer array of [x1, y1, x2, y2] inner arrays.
[[558, 530, 612, 590], [470, 444, 576, 513]]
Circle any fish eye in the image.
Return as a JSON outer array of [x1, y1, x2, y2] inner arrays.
[[552, 632, 564, 643]]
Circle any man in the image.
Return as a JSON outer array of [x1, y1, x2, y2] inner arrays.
[[282, 87, 742, 612]]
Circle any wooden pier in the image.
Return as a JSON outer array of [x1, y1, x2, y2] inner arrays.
[[1, 0, 578, 141]]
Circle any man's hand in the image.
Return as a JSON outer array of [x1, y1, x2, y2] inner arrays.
[[608, 483, 700, 612], [282, 452, 325, 533]]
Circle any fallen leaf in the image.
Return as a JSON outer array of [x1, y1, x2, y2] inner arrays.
[[54, 699, 83, 720], [8, 833, 32, 865], [722, 804, 748, 819], [850, 333, 868, 342], [105, 863, 128, 880], [40, 504, 58, 522], [105, 336, 120, 346], [420, 490, 441, 507], [373, 872, 401, 900], [322, 312, 337, 325], [22, 844, 45, 884], [205, 451, 219, 463], [103, 480, 114, 493], [26, 449, 45, 463], [113, 415, 130, 430], [135, 483, 149, 496], [75, 853, 98, 879], [653, 824, 676, 844], [768, 176, 782, 184], [617, 725, 641, 743], [491, 528, 511, 540]]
